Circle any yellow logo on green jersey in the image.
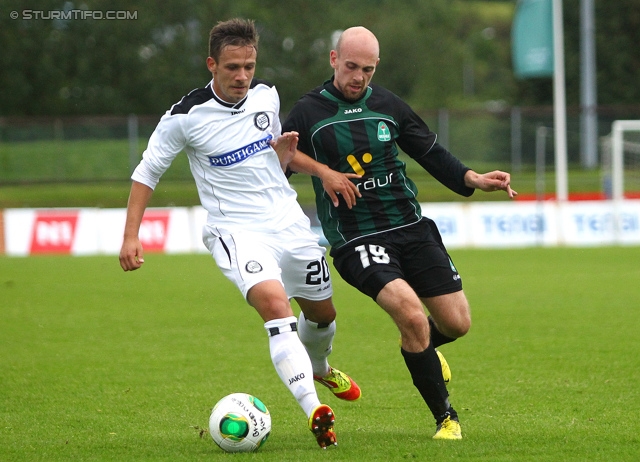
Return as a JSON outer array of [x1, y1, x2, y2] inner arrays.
[[346, 153, 372, 175]]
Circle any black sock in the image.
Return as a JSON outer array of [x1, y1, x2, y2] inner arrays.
[[401, 345, 452, 423], [428, 316, 456, 348]]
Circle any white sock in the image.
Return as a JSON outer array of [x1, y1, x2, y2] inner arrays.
[[297, 312, 335, 377], [264, 316, 320, 418]]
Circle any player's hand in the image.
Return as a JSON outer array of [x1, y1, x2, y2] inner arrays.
[[464, 170, 518, 199], [271, 131, 299, 168], [119, 236, 145, 271], [319, 169, 362, 208]]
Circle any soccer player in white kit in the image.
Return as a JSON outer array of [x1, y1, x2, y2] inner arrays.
[[119, 18, 360, 449]]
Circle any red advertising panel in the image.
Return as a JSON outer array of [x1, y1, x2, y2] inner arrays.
[[30, 212, 79, 254], [139, 210, 170, 251]]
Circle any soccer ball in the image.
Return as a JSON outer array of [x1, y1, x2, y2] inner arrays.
[[209, 393, 271, 453]]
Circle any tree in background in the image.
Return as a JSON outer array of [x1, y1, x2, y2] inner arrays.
[[0, 0, 638, 117]]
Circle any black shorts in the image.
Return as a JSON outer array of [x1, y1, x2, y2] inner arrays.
[[330, 218, 463, 300]]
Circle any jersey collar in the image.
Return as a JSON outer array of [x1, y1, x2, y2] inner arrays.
[[321, 76, 372, 104], [209, 80, 249, 110]]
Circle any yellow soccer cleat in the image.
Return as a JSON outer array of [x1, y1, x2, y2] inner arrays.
[[313, 367, 361, 401], [433, 416, 462, 440], [308, 404, 337, 449], [436, 350, 451, 385]]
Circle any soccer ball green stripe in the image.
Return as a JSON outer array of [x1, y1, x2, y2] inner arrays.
[[219, 413, 249, 441], [248, 395, 268, 414]]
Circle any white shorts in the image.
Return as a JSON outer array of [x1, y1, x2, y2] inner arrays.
[[203, 220, 333, 301]]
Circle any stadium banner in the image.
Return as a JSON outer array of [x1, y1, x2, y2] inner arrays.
[[140, 208, 192, 254], [420, 202, 470, 248], [558, 200, 640, 246], [615, 200, 640, 244], [96, 208, 127, 254], [96, 208, 191, 254], [465, 201, 558, 247], [99, 207, 193, 254], [189, 206, 210, 253], [3, 207, 193, 256], [2, 201, 640, 255], [512, 0, 554, 78], [3, 208, 100, 256]]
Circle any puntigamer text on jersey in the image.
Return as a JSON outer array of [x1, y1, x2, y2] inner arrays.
[[208, 135, 273, 167]]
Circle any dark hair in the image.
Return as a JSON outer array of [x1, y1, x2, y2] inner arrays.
[[208, 18, 259, 62]]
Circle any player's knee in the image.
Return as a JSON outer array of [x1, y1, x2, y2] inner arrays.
[[431, 306, 471, 339], [451, 319, 471, 338], [398, 309, 429, 339], [297, 297, 336, 324], [249, 293, 293, 321], [448, 310, 471, 338], [447, 296, 471, 338]]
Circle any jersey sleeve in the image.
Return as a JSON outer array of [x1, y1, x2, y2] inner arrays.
[[395, 98, 474, 197], [270, 86, 283, 139], [413, 143, 474, 197], [282, 100, 312, 157], [131, 111, 187, 190]]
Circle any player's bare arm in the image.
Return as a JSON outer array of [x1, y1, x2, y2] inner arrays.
[[464, 170, 518, 199], [289, 150, 362, 208], [119, 181, 154, 271], [270, 131, 299, 171]]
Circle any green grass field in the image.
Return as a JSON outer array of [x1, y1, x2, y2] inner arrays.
[[2, 248, 639, 461]]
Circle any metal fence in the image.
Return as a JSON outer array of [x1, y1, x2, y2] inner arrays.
[[2, 105, 640, 185]]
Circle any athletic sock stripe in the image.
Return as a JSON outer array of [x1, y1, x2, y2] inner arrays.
[[268, 322, 298, 337]]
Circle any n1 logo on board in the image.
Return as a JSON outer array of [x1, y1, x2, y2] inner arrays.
[[139, 211, 171, 251], [30, 212, 79, 254]]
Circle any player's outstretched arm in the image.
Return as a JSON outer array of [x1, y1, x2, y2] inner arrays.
[[289, 150, 362, 208], [119, 181, 154, 271], [464, 170, 518, 199]]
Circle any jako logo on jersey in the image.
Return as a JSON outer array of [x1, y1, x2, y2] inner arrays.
[[378, 121, 391, 141], [344, 108, 362, 114], [254, 111, 270, 130], [208, 134, 273, 167], [245, 260, 263, 273]]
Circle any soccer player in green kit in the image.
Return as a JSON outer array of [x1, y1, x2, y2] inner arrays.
[[283, 26, 517, 440]]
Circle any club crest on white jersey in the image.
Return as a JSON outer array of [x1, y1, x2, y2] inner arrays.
[[254, 112, 270, 131], [245, 261, 263, 273]]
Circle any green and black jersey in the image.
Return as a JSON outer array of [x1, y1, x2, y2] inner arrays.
[[283, 78, 474, 249]]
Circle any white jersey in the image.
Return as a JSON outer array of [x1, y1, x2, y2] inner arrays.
[[132, 79, 307, 236]]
